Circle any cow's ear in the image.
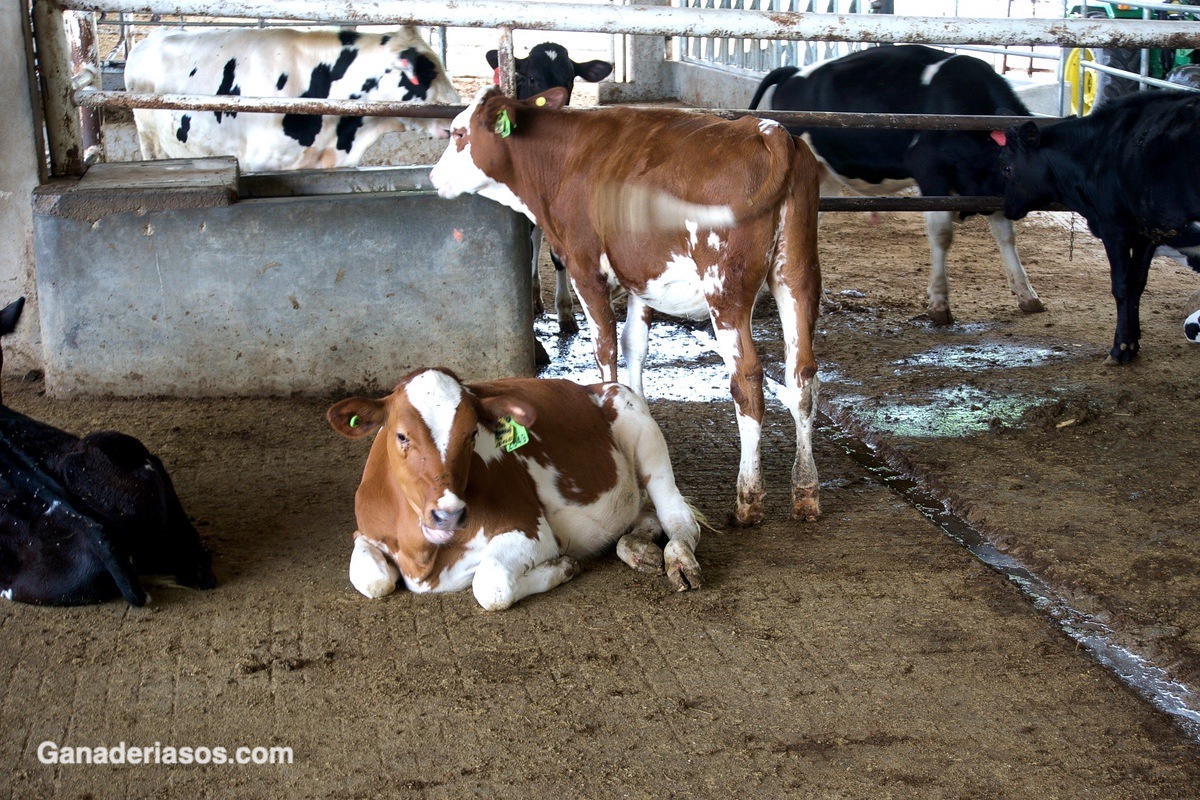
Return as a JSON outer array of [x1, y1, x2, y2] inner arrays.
[[574, 59, 613, 83], [485, 49, 499, 70], [1018, 121, 1041, 148], [0, 296, 25, 336], [327, 398, 386, 438], [478, 395, 538, 429], [526, 87, 568, 111]]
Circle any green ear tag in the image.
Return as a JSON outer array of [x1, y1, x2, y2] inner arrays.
[[494, 416, 529, 452], [348, 414, 360, 429], [494, 108, 515, 138]]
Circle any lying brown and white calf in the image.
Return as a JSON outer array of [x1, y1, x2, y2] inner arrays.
[[327, 368, 701, 610]]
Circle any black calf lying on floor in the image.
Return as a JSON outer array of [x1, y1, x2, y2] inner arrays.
[[0, 298, 214, 606]]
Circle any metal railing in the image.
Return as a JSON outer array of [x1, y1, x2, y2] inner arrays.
[[32, 0, 1200, 188]]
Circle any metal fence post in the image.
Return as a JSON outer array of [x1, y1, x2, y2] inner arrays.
[[31, 0, 86, 176]]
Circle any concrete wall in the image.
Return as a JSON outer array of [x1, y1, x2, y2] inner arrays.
[[0, 0, 42, 379], [33, 161, 534, 397]]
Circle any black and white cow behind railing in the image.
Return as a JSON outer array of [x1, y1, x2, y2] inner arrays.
[[749, 44, 1044, 326], [998, 91, 1200, 364], [126, 26, 460, 171], [486, 43, 613, 339], [0, 298, 215, 606]]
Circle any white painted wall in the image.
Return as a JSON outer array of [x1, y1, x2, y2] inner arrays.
[[0, 1, 42, 377]]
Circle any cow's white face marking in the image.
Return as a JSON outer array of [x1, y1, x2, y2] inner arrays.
[[405, 370, 463, 459], [437, 489, 466, 513], [0, 588, 12, 601], [546, 49, 560, 62], [641, 254, 709, 320], [921, 59, 948, 85]]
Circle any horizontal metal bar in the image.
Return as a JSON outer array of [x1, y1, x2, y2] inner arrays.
[[75, 88, 460, 117], [1079, 58, 1200, 93], [56, 0, 1200, 48], [820, 196, 1002, 213], [76, 89, 1056, 130]]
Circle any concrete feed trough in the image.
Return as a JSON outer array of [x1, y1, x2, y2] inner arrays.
[[32, 159, 533, 397]]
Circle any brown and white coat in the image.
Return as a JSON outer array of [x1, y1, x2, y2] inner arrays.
[[328, 368, 701, 610], [430, 88, 823, 525]]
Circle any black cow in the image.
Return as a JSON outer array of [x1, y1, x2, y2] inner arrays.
[[0, 298, 215, 606], [999, 92, 1200, 363], [749, 44, 1043, 325], [486, 43, 614, 338]]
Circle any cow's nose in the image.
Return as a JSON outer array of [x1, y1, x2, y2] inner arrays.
[[429, 507, 465, 530]]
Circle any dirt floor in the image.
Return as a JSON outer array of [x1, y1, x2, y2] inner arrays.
[[3, 208, 1200, 798]]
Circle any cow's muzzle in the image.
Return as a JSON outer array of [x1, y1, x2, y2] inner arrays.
[[421, 506, 466, 546]]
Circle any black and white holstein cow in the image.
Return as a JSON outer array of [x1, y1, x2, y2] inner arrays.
[[126, 26, 460, 171], [999, 92, 1200, 363], [749, 44, 1043, 325], [431, 88, 823, 526], [0, 298, 215, 606], [328, 368, 701, 610], [487, 43, 614, 336]]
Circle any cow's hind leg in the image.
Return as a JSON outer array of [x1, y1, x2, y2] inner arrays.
[[473, 528, 580, 610], [986, 212, 1044, 314], [711, 315, 767, 527], [772, 159, 823, 521], [607, 385, 701, 589]]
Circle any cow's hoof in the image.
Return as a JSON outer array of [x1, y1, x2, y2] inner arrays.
[[664, 541, 701, 591], [791, 487, 821, 522], [1105, 343, 1139, 365], [616, 534, 665, 575], [728, 503, 764, 528], [557, 315, 580, 337], [927, 306, 953, 326], [534, 340, 551, 366], [1019, 297, 1046, 314]]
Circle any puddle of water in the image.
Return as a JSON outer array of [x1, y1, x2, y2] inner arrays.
[[836, 386, 1049, 438], [897, 342, 1068, 371], [535, 318, 731, 402], [820, 418, 1200, 743]]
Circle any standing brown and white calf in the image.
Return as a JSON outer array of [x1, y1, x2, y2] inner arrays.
[[328, 368, 701, 610], [430, 88, 823, 525]]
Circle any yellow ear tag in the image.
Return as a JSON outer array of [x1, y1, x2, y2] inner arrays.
[[535, 96, 547, 107], [494, 416, 529, 452], [494, 108, 514, 138]]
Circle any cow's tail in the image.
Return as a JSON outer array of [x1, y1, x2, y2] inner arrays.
[[87, 524, 149, 607], [596, 122, 795, 234], [748, 66, 800, 111]]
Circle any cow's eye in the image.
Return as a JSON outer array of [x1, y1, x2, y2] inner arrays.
[[396, 432, 409, 445], [452, 129, 465, 142]]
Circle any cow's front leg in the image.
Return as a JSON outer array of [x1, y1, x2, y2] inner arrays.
[[349, 535, 399, 599], [1103, 235, 1154, 364], [986, 212, 1044, 314], [621, 294, 654, 399], [472, 528, 579, 611], [712, 316, 766, 527], [569, 256, 621, 383], [924, 210, 955, 325], [549, 251, 579, 336]]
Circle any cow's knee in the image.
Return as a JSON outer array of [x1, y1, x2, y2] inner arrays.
[[349, 536, 399, 599]]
